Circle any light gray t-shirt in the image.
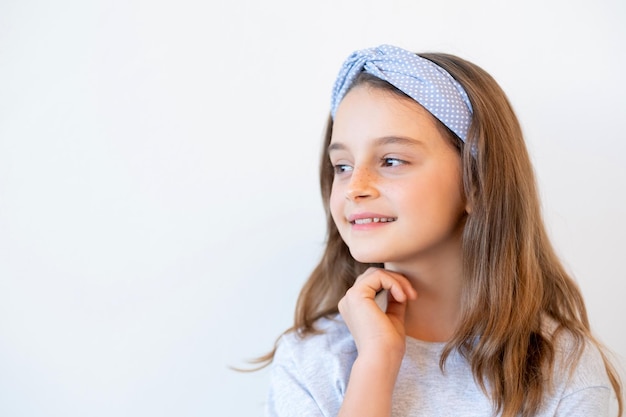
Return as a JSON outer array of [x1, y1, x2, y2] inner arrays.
[[266, 315, 611, 417]]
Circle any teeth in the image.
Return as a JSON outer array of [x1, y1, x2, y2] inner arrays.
[[353, 217, 396, 224]]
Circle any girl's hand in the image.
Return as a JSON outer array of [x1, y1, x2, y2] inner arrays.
[[338, 267, 417, 361], [336, 268, 417, 417]]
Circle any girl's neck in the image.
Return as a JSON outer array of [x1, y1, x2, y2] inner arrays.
[[385, 244, 464, 343]]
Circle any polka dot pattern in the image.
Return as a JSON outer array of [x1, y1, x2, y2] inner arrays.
[[330, 44, 473, 142]]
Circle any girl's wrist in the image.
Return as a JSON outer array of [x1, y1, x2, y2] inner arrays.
[[355, 338, 406, 365], [353, 350, 404, 381]]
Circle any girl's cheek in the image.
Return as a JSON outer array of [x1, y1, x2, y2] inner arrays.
[[329, 190, 344, 222]]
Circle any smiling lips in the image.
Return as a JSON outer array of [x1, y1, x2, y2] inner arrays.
[[349, 215, 397, 225]]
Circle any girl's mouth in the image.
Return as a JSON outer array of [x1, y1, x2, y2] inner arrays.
[[350, 217, 397, 225]]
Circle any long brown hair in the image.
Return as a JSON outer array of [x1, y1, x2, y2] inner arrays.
[[259, 53, 623, 417]]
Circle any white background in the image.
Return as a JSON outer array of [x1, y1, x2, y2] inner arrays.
[[1, 0, 624, 416]]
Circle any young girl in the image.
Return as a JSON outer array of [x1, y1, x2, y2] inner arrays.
[[263, 44, 623, 417]]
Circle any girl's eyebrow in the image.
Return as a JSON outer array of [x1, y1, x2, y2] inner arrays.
[[374, 136, 424, 147], [328, 136, 423, 153]]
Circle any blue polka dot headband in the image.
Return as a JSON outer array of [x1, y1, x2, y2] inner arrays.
[[330, 44, 473, 142]]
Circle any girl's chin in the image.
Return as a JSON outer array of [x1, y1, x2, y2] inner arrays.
[[349, 250, 388, 265]]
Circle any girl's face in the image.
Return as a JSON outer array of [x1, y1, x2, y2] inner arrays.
[[328, 85, 468, 266]]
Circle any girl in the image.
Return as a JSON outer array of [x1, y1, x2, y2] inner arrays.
[[263, 45, 623, 417]]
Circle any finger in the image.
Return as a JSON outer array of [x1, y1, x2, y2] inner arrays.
[[378, 269, 417, 301], [383, 277, 410, 303], [355, 268, 415, 304], [372, 269, 417, 302]]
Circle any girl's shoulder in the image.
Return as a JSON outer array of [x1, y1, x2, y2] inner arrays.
[[542, 317, 605, 374], [553, 331, 611, 390], [272, 314, 357, 388], [540, 318, 613, 411], [267, 314, 356, 416]]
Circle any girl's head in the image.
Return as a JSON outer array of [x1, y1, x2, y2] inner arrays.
[[319, 45, 538, 278]]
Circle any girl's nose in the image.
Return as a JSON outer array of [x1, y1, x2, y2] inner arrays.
[[345, 167, 380, 200]]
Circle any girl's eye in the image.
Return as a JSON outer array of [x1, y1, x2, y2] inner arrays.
[[333, 164, 353, 174], [381, 157, 405, 167]]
